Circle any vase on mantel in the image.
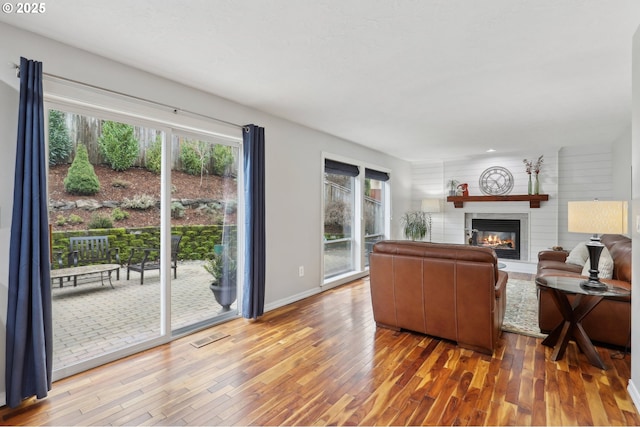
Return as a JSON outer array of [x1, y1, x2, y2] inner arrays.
[[527, 174, 532, 195], [534, 173, 540, 195]]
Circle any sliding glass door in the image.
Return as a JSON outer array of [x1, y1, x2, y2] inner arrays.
[[47, 107, 164, 372], [46, 104, 242, 377], [170, 133, 240, 334]]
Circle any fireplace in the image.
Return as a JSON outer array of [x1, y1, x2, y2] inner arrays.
[[471, 219, 521, 260]]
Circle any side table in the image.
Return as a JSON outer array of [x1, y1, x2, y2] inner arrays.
[[535, 275, 630, 369]]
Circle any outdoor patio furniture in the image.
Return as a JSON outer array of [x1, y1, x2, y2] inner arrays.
[[126, 235, 182, 284], [53, 235, 121, 286]]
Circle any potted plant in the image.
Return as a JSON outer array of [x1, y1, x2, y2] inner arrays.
[[400, 211, 429, 241], [446, 179, 459, 196], [204, 248, 237, 311]]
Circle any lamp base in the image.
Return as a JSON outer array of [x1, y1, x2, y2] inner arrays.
[[579, 278, 608, 291]]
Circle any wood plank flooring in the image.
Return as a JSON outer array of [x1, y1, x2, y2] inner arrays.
[[1, 275, 638, 425]]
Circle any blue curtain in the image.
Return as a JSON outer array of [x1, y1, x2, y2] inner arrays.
[[6, 57, 52, 408], [242, 124, 265, 319]]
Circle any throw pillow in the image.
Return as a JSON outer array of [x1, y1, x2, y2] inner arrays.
[[566, 241, 589, 266], [581, 246, 614, 279]]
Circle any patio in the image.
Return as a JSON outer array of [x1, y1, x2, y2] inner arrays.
[[51, 260, 236, 369]]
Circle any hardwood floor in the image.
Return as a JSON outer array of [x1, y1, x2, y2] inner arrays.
[[1, 276, 638, 426]]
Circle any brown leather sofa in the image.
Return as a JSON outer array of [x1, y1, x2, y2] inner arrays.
[[369, 240, 508, 355], [537, 234, 631, 348]]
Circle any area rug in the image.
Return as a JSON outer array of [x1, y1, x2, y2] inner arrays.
[[502, 278, 546, 338]]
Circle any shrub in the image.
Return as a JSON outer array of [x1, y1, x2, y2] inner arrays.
[[111, 207, 130, 221], [98, 121, 139, 171], [145, 136, 162, 174], [88, 214, 113, 229], [63, 144, 100, 195], [68, 214, 84, 225], [180, 140, 211, 185], [171, 201, 185, 218], [55, 214, 67, 226], [212, 144, 234, 176], [121, 194, 156, 210], [48, 109, 72, 165]]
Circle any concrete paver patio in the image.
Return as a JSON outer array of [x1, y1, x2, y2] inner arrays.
[[51, 260, 237, 369]]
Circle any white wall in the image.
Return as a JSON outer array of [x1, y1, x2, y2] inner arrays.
[[629, 24, 640, 410], [0, 22, 412, 404]]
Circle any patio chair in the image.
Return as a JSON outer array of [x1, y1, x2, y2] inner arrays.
[[126, 235, 182, 284]]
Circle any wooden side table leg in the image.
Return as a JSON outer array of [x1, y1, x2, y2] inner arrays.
[[571, 295, 605, 369]]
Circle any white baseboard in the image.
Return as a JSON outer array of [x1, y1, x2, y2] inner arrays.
[[628, 380, 640, 412], [264, 287, 321, 313]]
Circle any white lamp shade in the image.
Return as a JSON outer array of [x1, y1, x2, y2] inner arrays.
[[421, 198, 441, 213], [567, 200, 628, 234]]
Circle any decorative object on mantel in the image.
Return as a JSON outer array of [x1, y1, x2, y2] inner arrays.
[[479, 166, 514, 195], [400, 210, 429, 241], [457, 183, 469, 196], [446, 194, 549, 208], [446, 179, 459, 196], [523, 155, 544, 195]]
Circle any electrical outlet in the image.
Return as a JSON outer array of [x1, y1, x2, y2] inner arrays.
[[298, 266, 304, 277]]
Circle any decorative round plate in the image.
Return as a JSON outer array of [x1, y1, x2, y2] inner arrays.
[[479, 166, 514, 195]]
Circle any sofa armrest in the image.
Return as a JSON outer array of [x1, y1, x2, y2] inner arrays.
[[538, 250, 568, 263], [495, 270, 508, 299]]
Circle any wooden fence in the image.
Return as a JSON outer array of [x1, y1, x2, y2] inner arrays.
[[59, 112, 238, 175]]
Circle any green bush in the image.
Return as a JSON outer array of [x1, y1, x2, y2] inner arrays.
[[48, 109, 72, 165], [121, 194, 156, 210], [171, 201, 185, 218], [63, 144, 100, 195], [145, 136, 162, 174], [88, 214, 113, 229], [68, 214, 84, 225], [212, 144, 234, 176], [111, 207, 130, 221], [180, 140, 210, 176], [55, 214, 67, 226], [98, 121, 139, 171]]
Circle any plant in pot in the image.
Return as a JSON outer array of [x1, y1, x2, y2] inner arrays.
[[204, 247, 237, 311], [446, 179, 459, 196], [400, 211, 429, 241]]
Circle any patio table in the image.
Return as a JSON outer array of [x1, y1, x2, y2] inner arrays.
[[50, 264, 121, 289]]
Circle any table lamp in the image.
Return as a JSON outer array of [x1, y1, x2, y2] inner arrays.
[[421, 198, 441, 242], [567, 199, 628, 290]]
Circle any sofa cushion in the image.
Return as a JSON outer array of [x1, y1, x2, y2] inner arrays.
[[580, 246, 614, 279], [565, 241, 589, 266]]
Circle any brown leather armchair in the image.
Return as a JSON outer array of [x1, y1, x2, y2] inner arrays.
[[369, 240, 508, 355]]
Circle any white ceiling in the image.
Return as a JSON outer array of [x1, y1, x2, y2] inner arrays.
[[2, 0, 640, 162]]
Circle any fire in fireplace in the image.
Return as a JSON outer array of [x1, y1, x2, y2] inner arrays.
[[471, 219, 521, 260]]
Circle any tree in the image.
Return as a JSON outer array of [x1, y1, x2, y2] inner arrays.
[[180, 140, 211, 186], [48, 109, 72, 165], [63, 144, 100, 195], [98, 121, 139, 171]]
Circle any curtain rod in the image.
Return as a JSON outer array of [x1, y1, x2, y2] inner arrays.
[[13, 63, 248, 132]]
